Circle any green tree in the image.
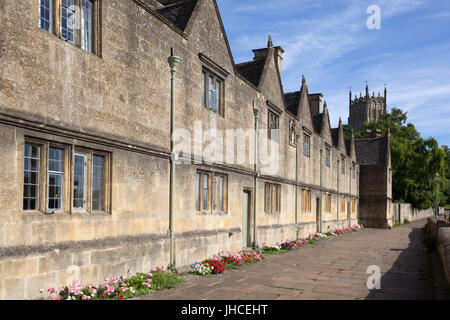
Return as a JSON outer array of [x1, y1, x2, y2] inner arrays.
[[359, 108, 448, 209]]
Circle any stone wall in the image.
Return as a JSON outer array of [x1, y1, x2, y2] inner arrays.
[[393, 203, 434, 224], [0, 0, 361, 299], [427, 216, 450, 284]]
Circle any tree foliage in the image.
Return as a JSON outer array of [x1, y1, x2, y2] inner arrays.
[[359, 108, 448, 209]]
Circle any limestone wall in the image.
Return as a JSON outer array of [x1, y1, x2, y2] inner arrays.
[[393, 203, 434, 224], [427, 217, 450, 284]]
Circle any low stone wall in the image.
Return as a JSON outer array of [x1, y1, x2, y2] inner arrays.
[[393, 203, 434, 224], [0, 234, 170, 300], [427, 216, 450, 284]]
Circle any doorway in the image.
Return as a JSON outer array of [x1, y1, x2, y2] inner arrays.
[[242, 191, 251, 248]]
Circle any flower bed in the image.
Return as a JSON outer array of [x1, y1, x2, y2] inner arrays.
[[191, 250, 264, 276], [262, 224, 364, 255], [39, 267, 184, 300]]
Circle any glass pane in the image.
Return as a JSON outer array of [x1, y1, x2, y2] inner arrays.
[[219, 176, 223, 212], [202, 174, 208, 211], [208, 76, 214, 109], [92, 155, 104, 211], [48, 172, 63, 210], [24, 144, 39, 210], [212, 176, 217, 210], [73, 155, 85, 209], [196, 173, 200, 211], [202, 72, 205, 108], [61, 1, 75, 43], [49, 148, 63, 172], [81, 0, 93, 52], [39, 0, 52, 32]]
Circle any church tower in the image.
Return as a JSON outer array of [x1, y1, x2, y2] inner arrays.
[[348, 84, 387, 130]]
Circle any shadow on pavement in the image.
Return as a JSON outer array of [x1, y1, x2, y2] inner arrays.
[[365, 223, 436, 300]]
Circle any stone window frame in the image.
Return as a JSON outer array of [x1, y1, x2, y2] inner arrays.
[[352, 199, 357, 214], [325, 148, 331, 168], [324, 193, 331, 213], [264, 183, 281, 214], [21, 138, 111, 215], [340, 196, 346, 213], [201, 68, 225, 116], [196, 170, 228, 214], [267, 104, 281, 142], [303, 133, 311, 157], [37, 0, 102, 56], [341, 156, 346, 175], [303, 189, 312, 213], [352, 163, 356, 179]]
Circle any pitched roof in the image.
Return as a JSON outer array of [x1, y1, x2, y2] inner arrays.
[[331, 128, 339, 147], [156, 0, 198, 31], [354, 136, 389, 165], [312, 113, 323, 134], [284, 91, 300, 116], [235, 58, 266, 87], [345, 139, 351, 156]]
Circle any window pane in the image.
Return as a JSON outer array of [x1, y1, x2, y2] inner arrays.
[[202, 72, 206, 108], [73, 154, 86, 209], [219, 176, 224, 212], [203, 174, 208, 211], [212, 175, 217, 211], [196, 173, 200, 211], [81, 0, 93, 52], [92, 155, 104, 211], [48, 170, 63, 211], [61, 0, 75, 43], [39, 0, 52, 32], [24, 144, 39, 210], [208, 76, 214, 110]]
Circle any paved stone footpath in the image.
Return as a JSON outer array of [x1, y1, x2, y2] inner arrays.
[[136, 220, 446, 300]]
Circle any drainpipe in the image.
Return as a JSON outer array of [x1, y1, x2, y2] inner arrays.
[[337, 159, 340, 223], [319, 148, 323, 233], [252, 102, 261, 249], [295, 133, 300, 238], [168, 48, 181, 267]]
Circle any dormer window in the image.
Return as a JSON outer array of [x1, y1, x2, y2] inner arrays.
[[325, 148, 331, 167], [268, 110, 279, 142]]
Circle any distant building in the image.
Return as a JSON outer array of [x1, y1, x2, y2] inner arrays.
[[348, 84, 387, 130]]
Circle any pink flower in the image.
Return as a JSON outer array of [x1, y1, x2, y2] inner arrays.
[[104, 276, 110, 282], [48, 287, 56, 293], [82, 294, 90, 300], [53, 297, 60, 301], [39, 288, 44, 293]]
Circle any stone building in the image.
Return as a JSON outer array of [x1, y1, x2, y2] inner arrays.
[[0, 0, 386, 299], [348, 84, 387, 130], [355, 130, 393, 228]]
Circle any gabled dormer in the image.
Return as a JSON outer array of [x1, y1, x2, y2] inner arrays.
[[237, 35, 286, 109], [319, 102, 333, 147], [331, 118, 346, 152]]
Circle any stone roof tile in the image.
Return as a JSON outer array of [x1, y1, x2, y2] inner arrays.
[[355, 136, 388, 165], [156, 0, 198, 31]]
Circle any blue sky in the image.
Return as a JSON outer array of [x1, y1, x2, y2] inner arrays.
[[216, 0, 450, 146]]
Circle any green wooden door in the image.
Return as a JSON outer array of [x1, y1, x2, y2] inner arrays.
[[242, 191, 249, 247]]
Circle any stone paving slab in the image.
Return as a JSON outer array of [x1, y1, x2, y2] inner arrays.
[[135, 220, 449, 300]]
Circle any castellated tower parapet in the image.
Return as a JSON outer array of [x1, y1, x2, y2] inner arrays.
[[348, 84, 387, 130]]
